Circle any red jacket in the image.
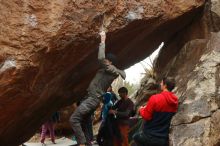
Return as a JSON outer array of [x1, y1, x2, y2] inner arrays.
[[139, 91, 178, 138]]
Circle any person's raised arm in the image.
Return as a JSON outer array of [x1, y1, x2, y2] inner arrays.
[[98, 31, 126, 79], [98, 31, 106, 60]]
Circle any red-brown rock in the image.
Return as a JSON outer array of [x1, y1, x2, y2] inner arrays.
[[0, 0, 205, 145]]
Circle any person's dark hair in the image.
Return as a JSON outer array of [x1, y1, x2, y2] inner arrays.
[[118, 87, 128, 94], [162, 77, 176, 91], [106, 53, 117, 65]]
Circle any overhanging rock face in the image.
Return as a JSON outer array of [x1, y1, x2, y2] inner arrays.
[[154, 0, 220, 145], [169, 32, 220, 146], [0, 0, 205, 145]]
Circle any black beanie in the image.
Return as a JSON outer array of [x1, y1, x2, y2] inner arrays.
[[106, 53, 117, 65]]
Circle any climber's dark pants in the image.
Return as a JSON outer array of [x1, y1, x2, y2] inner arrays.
[[133, 131, 168, 146], [69, 96, 100, 145], [82, 113, 94, 143]]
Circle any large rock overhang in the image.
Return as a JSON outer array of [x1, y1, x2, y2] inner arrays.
[[0, 1, 205, 145]]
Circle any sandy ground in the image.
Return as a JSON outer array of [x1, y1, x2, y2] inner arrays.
[[21, 122, 101, 146]]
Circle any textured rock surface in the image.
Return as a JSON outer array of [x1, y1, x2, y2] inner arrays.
[[0, 0, 205, 145], [152, 1, 220, 145], [133, 74, 159, 107], [155, 0, 220, 77], [169, 33, 220, 146], [124, 1, 220, 146]]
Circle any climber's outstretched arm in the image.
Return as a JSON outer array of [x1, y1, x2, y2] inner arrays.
[[97, 31, 126, 79], [98, 31, 106, 60]]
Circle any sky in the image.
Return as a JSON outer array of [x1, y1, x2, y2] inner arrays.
[[125, 42, 164, 84]]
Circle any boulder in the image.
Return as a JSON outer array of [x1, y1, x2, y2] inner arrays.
[[168, 33, 220, 146], [153, 0, 220, 145], [0, 0, 205, 145]]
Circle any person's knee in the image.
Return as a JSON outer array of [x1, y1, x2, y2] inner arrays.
[[69, 114, 79, 125]]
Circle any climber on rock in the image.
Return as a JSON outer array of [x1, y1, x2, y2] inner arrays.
[[69, 30, 126, 146]]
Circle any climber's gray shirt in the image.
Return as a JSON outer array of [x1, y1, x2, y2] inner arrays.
[[87, 43, 126, 98]]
